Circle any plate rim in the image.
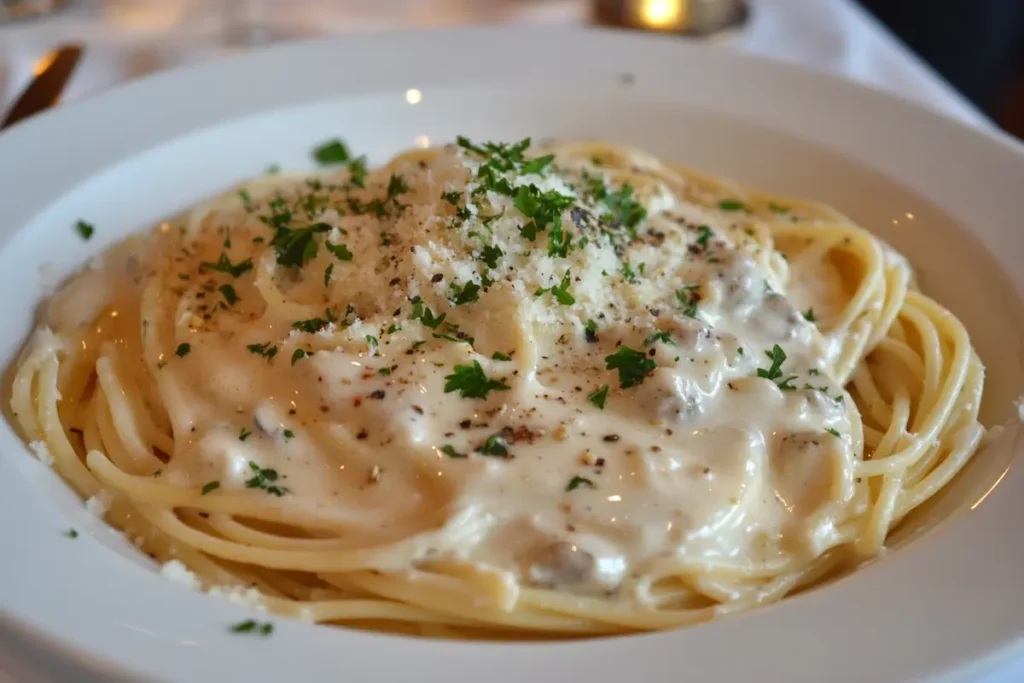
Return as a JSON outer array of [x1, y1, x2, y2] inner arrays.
[[0, 25, 1022, 683]]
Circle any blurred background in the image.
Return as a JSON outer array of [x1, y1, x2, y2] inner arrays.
[[1, 0, 1023, 138]]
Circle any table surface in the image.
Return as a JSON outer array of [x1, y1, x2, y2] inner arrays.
[[0, 1, 1011, 682]]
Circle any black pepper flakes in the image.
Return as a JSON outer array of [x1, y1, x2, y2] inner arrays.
[[603, 434, 620, 442], [431, 273, 443, 283], [369, 390, 386, 400], [357, 429, 368, 440]]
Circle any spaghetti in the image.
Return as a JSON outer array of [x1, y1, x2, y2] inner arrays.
[[9, 138, 986, 638]]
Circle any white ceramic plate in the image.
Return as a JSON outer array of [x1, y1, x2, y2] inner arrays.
[[0, 26, 1022, 683]]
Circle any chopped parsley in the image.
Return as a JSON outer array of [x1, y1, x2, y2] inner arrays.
[[605, 346, 656, 388], [450, 281, 480, 306], [282, 429, 295, 439], [442, 190, 461, 205], [313, 138, 350, 165], [695, 225, 714, 249], [201, 252, 253, 278], [410, 297, 446, 329], [621, 262, 639, 284], [440, 444, 467, 458], [239, 428, 252, 441], [643, 331, 674, 346], [326, 241, 353, 261], [271, 221, 330, 268], [480, 245, 503, 269], [291, 349, 307, 365], [247, 342, 278, 361], [588, 384, 609, 409], [219, 284, 239, 306], [676, 285, 701, 318], [803, 308, 817, 322], [757, 344, 797, 392], [201, 480, 220, 495], [522, 154, 555, 175], [535, 270, 574, 305], [366, 335, 378, 349], [444, 361, 510, 399], [348, 156, 369, 188], [514, 183, 575, 248], [584, 319, 599, 343], [826, 427, 841, 437], [75, 220, 95, 241], [566, 476, 595, 492], [245, 461, 288, 496], [491, 351, 511, 361], [230, 619, 274, 636], [719, 199, 748, 212], [768, 201, 790, 214], [475, 434, 510, 457], [324, 263, 334, 286], [175, 343, 191, 358], [64, 528, 78, 539], [292, 312, 336, 334], [602, 184, 647, 233]]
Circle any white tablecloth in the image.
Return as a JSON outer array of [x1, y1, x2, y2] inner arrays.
[[0, 1, 1010, 682]]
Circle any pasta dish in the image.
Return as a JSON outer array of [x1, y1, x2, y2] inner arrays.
[[9, 137, 987, 638]]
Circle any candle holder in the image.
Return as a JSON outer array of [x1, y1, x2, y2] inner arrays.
[[592, 0, 749, 37]]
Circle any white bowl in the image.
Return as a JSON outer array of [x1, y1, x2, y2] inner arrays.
[[0, 26, 1022, 683]]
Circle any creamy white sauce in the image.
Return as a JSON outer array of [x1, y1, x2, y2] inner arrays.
[[45, 142, 857, 600]]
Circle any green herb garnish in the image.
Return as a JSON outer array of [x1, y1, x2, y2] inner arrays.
[[440, 444, 467, 458], [757, 344, 787, 381], [313, 139, 350, 165], [588, 385, 609, 409], [566, 476, 595, 492], [201, 252, 253, 278], [676, 285, 700, 319], [245, 461, 288, 496], [803, 308, 817, 322], [175, 343, 191, 358], [719, 199, 748, 212], [450, 281, 481, 306], [201, 480, 220, 495], [247, 342, 278, 361], [491, 351, 511, 361], [230, 619, 274, 635], [535, 270, 574, 305], [605, 346, 656, 388], [643, 331, 674, 346], [219, 284, 239, 306], [291, 349, 307, 365], [75, 220, 95, 241], [444, 361, 510, 399], [475, 434, 509, 457]]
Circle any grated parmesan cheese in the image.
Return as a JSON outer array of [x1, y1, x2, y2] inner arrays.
[[28, 440, 53, 466], [207, 585, 267, 610], [85, 489, 112, 518], [160, 559, 202, 591]]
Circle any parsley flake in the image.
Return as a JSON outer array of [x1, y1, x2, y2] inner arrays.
[[450, 281, 481, 306], [230, 619, 274, 636], [75, 220, 95, 240], [719, 199, 748, 212], [826, 427, 841, 437], [219, 284, 239, 306], [566, 476, 595, 492], [444, 361, 510, 399], [803, 308, 817, 322], [588, 385, 609, 409], [475, 434, 510, 457], [201, 480, 220, 495], [201, 252, 253, 278], [291, 349, 307, 365], [440, 444, 467, 458], [175, 343, 191, 358], [757, 344, 787, 381], [247, 342, 278, 361], [491, 351, 512, 361], [605, 346, 656, 388], [245, 461, 288, 496], [313, 139, 350, 165]]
